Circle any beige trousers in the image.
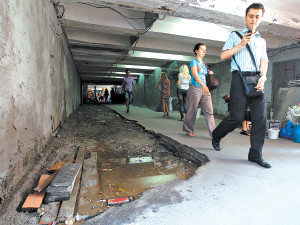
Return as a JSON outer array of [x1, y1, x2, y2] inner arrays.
[[183, 85, 216, 136]]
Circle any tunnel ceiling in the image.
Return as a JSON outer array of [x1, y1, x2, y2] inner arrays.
[[54, 0, 300, 84]]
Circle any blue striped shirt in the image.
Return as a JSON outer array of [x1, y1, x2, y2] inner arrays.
[[222, 28, 268, 72]]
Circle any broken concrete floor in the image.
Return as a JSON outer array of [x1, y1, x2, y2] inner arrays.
[[0, 104, 205, 224]]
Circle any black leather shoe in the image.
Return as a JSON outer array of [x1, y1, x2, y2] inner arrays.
[[212, 139, 221, 151], [248, 158, 271, 168]]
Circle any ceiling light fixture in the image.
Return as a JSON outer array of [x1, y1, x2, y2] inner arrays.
[[129, 50, 193, 61], [114, 72, 141, 75], [82, 75, 138, 79], [113, 64, 158, 70]]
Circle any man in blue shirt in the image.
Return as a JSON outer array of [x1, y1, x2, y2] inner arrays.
[[122, 69, 136, 113], [212, 3, 271, 168]]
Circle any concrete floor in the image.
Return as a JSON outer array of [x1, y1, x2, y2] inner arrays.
[[86, 105, 300, 225]]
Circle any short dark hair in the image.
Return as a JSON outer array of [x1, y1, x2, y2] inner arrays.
[[246, 3, 265, 16], [193, 43, 206, 55], [125, 69, 130, 73]]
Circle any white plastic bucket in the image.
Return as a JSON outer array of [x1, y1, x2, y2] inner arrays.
[[268, 128, 280, 139]]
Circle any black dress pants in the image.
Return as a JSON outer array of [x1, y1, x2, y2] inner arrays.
[[212, 71, 267, 158]]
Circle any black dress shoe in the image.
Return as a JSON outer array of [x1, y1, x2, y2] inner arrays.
[[212, 139, 221, 151], [248, 158, 271, 168]]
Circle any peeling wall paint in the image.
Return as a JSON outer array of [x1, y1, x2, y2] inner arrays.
[[0, 0, 80, 202]]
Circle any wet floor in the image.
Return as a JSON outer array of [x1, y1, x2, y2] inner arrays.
[[57, 104, 199, 222]]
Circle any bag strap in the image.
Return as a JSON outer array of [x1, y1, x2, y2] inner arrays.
[[203, 62, 211, 74], [232, 55, 241, 72], [233, 31, 258, 72]]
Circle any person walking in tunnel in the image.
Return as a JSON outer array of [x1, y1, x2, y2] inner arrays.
[[177, 64, 191, 121], [211, 3, 271, 168], [110, 88, 115, 103], [183, 43, 216, 137], [122, 69, 136, 113], [158, 72, 170, 117], [104, 88, 109, 102]]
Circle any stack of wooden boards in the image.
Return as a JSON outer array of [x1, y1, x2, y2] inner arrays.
[[22, 159, 75, 211], [21, 147, 85, 224]]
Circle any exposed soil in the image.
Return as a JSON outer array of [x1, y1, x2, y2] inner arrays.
[[0, 104, 200, 225]]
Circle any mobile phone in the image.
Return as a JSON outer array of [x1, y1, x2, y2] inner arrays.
[[247, 30, 252, 36]]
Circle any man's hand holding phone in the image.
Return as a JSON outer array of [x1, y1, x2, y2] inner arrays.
[[241, 29, 252, 46]]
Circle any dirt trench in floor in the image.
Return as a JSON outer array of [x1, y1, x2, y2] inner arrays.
[[0, 104, 207, 224]]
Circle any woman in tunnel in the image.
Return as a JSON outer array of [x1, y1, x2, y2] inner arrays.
[[158, 72, 170, 117], [183, 43, 216, 137], [177, 64, 191, 121]]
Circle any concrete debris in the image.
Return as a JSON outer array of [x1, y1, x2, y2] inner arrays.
[[51, 163, 81, 187], [46, 163, 81, 202], [39, 202, 60, 224]]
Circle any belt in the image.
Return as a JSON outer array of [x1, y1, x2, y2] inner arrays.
[[233, 70, 260, 76]]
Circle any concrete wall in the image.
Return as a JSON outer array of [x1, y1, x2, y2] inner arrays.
[[0, 0, 80, 202], [267, 44, 300, 120]]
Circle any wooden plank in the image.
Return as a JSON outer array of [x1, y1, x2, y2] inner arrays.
[[22, 175, 50, 210], [22, 193, 45, 209], [66, 158, 75, 164], [48, 158, 74, 172], [48, 162, 66, 172], [39, 175, 51, 185], [34, 170, 60, 193]]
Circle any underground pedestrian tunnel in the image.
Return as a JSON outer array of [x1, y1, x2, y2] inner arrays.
[[1, 0, 300, 223]]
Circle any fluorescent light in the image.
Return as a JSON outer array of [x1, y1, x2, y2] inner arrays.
[[114, 72, 141, 75], [81, 75, 138, 79], [151, 16, 233, 42], [129, 50, 193, 61], [114, 64, 158, 70]]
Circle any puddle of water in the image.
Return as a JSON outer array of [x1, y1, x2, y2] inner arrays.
[[97, 149, 198, 202]]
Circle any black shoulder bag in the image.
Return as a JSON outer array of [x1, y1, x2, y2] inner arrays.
[[204, 63, 219, 91], [233, 31, 264, 98]]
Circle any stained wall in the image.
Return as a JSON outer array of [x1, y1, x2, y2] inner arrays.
[[0, 0, 80, 202]]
